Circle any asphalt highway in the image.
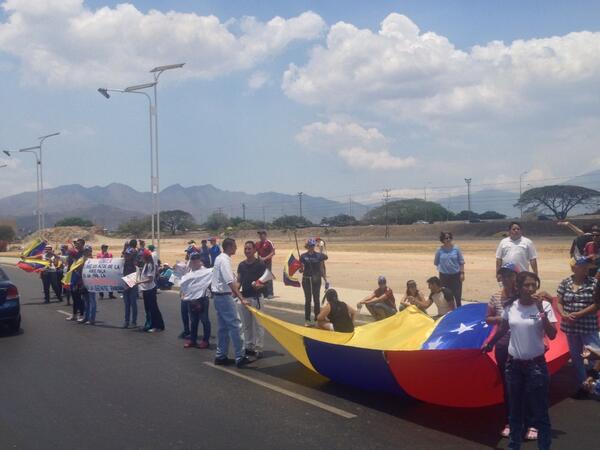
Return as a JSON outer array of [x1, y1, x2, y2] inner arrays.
[[1, 265, 599, 449]]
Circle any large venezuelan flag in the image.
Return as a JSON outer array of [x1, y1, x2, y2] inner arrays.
[[250, 302, 569, 408], [21, 238, 47, 259]]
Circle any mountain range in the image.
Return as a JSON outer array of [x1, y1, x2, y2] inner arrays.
[[0, 183, 368, 230]]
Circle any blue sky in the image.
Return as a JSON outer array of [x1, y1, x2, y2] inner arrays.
[[1, 0, 600, 207]]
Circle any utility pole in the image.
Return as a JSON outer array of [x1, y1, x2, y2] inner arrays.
[[464, 178, 472, 221], [348, 195, 353, 216], [298, 192, 304, 219], [519, 171, 528, 219], [423, 185, 428, 223], [242, 203, 246, 221], [383, 189, 391, 239]]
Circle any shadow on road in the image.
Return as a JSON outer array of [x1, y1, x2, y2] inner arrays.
[[258, 360, 574, 448]]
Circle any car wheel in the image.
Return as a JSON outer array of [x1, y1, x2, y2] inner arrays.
[[10, 315, 21, 334]]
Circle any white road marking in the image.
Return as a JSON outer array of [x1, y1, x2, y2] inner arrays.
[[203, 362, 357, 419], [56, 310, 71, 316]]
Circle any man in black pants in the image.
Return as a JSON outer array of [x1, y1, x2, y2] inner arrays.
[[41, 246, 62, 303], [299, 239, 328, 327]]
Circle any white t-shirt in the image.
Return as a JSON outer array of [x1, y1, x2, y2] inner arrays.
[[502, 299, 557, 360], [495, 236, 537, 272], [211, 253, 234, 294], [138, 263, 156, 291], [180, 267, 213, 300]]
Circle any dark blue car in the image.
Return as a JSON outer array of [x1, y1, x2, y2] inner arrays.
[[0, 267, 20, 333]]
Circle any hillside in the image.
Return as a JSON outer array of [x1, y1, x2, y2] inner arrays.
[[0, 182, 368, 230]]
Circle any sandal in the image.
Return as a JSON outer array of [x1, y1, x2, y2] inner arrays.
[[500, 425, 510, 438], [525, 427, 538, 440]]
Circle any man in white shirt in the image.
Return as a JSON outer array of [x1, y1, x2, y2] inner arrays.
[[496, 222, 538, 278], [211, 238, 251, 368]]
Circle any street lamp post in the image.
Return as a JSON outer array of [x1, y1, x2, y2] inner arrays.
[[98, 87, 156, 246], [125, 63, 185, 258], [16, 133, 60, 236], [519, 171, 528, 219], [12, 149, 41, 235], [464, 178, 472, 221]]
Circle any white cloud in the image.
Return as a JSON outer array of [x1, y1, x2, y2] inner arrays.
[[0, 1, 326, 87], [0, 157, 38, 198], [337, 147, 415, 170], [247, 71, 269, 90], [282, 13, 600, 125], [295, 120, 416, 170]]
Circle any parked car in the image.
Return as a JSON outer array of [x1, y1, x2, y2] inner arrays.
[[0, 267, 20, 333]]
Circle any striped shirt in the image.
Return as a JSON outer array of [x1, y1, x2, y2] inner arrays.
[[557, 276, 598, 334]]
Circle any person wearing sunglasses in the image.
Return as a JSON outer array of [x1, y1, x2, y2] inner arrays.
[[434, 231, 465, 307]]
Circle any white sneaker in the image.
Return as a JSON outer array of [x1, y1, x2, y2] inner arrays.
[[147, 328, 157, 333], [304, 321, 312, 327]]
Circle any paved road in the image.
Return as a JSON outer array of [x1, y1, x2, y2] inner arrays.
[[1, 265, 598, 449]]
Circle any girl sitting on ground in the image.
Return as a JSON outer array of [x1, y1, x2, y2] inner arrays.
[[317, 289, 356, 333]]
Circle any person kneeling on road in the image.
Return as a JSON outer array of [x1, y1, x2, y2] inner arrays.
[[357, 276, 397, 320], [179, 252, 212, 349]]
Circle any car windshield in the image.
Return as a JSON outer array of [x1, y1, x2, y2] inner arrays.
[[0, 268, 8, 282]]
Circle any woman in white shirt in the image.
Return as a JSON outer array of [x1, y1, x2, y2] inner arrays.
[[138, 250, 164, 332], [483, 272, 557, 450]]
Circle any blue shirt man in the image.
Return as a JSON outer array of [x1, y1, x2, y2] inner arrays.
[[208, 237, 221, 268]]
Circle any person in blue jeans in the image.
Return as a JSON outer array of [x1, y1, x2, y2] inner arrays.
[[122, 240, 139, 328], [556, 257, 600, 399], [483, 272, 557, 450], [180, 252, 212, 348], [211, 238, 251, 368], [84, 291, 97, 325]]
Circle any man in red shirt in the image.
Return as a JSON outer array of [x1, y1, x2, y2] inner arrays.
[[97, 244, 115, 299], [255, 230, 275, 298], [357, 276, 397, 320]]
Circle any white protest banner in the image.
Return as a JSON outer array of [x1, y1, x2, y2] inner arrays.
[[122, 272, 138, 289], [83, 258, 127, 293]]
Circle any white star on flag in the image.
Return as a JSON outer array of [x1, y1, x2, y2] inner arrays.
[[450, 323, 476, 334], [427, 336, 444, 349]]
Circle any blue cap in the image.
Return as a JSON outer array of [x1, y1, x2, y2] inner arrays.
[[307, 238, 317, 247], [498, 262, 520, 274], [377, 275, 386, 284], [571, 256, 590, 266]]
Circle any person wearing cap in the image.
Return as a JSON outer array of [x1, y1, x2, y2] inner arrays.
[[583, 229, 600, 277], [317, 289, 356, 332], [41, 245, 62, 304], [486, 263, 520, 439], [299, 238, 329, 326], [138, 249, 164, 332], [434, 231, 465, 307], [255, 230, 275, 299], [237, 240, 267, 358], [96, 244, 116, 299], [179, 252, 212, 349], [208, 237, 221, 268], [559, 221, 600, 259], [357, 276, 397, 320], [556, 257, 600, 399], [496, 222, 538, 277], [211, 238, 251, 368], [147, 244, 158, 265], [122, 239, 139, 328]]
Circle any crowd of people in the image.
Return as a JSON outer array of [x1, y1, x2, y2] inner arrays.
[[32, 220, 600, 449]]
